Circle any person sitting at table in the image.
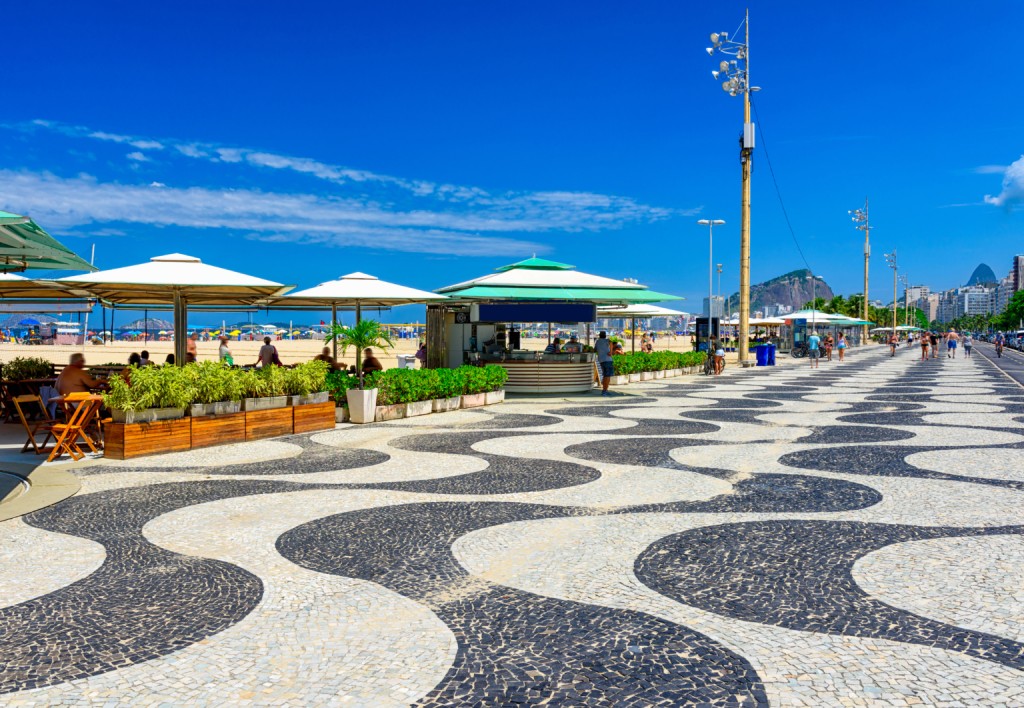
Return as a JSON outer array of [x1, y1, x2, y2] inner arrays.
[[139, 350, 153, 367], [56, 353, 105, 396], [544, 337, 562, 354], [314, 346, 338, 369], [120, 352, 142, 381], [361, 348, 383, 374], [562, 336, 582, 353], [611, 340, 625, 356], [165, 353, 175, 365]]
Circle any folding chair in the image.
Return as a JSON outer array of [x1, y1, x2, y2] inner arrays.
[[48, 394, 103, 463], [13, 394, 56, 455]]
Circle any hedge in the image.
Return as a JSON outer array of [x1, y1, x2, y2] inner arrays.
[[612, 351, 706, 376], [326, 365, 509, 407]]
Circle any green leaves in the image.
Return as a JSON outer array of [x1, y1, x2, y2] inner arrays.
[[324, 320, 395, 356], [3, 357, 52, 381], [283, 360, 330, 396], [343, 365, 508, 406], [612, 351, 706, 376], [102, 364, 194, 412]]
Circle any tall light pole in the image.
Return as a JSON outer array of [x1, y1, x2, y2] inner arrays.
[[849, 199, 871, 345], [707, 12, 758, 363], [716, 263, 723, 318], [885, 250, 898, 340], [698, 219, 725, 345], [900, 274, 910, 326]]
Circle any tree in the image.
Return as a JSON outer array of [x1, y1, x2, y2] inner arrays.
[[995, 291, 1024, 331], [803, 297, 826, 311]]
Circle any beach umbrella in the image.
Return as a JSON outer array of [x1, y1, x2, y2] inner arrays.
[[277, 271, 448, 362], [18, 317, 40, 325], [59, 253, 292, 365], [0, 211, 96, 272]]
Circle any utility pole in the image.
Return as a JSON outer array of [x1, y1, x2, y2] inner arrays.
[[900, 274, 910, 326], [707, 10, 758, 363], [850, 198, 871, 345], [698, 220, 725, 348], [885, 251, 898, 341]]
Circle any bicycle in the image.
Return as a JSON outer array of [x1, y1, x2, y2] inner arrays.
[[996, 341, 1003, 358]]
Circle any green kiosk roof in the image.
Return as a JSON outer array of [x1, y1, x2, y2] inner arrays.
[[0, 211, 96, 272]]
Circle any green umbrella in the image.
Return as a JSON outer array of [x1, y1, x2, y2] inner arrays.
[[0, 211, 96, 272]]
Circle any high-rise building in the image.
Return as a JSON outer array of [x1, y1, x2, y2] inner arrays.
[[997, 275, 1014, 313], [702, 296, 724, 319], [1012, 255, 1024, 292], [904, 285, 929, 302]]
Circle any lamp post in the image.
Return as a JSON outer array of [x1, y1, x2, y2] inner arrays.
[[716, 262, 723, 318], [885, 250, 898, 340], [698, 219, 725, 347], [900, 274, 910, 327], [706, 12, 758, 363], [849, 199, 871, 345]]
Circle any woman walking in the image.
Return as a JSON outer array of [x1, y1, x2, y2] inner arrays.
[[921, 333, 930, 360], [963, 332, 973, 358], [837, 332, 847, 362]]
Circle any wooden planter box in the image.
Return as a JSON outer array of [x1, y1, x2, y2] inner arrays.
[[293, 401, 336, 434], [191, 412, 246, 449], [245, 407, 294, 441], [104, 418, 192, 460]]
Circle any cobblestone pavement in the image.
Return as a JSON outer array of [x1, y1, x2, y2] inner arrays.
[[2, 345, 1023, 706]]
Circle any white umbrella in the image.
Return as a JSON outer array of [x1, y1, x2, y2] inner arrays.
[[60, 253, 292, 364], [0, 272, 92, 299], [276, 271, 447, 361], [598, 303, 687, 318]]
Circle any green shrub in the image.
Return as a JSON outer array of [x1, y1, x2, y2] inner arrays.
[[612, 351, 705, 375], [345, 365, 508, 405], [103, 365, 194, 411], [435, 368, 464, 399], [185, 361, 244, 404], [240, 365, 287, 398], [3, 356, 53, 380], [283, 360, 330, 396], [325, 369, 360, 405]]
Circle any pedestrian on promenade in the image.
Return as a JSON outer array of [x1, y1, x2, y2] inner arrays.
[[946, 329, 958, 359], [963, 332, 973, 358], [888, 332, 898, 357], [929, 332, 939, 359], [594, 331, 613, 396], [921, 333, 930, 360], [808, 330, 821, 369], [837, 332, 847, 362], [824, 333, 834, 362]]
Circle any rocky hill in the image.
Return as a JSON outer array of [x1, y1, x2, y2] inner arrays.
[[726, 268, 834, 312]]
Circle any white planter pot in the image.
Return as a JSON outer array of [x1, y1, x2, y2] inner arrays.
[[112, 407, 185, 424], [375, 403, 407, 422], [188, 401, 241, 417], [627, 373, 640, 383], [406, 399, 433, 418], [484, 390, 505, 405], [670, 368, 682, 377], [461, 393, 486, 408], [609, 375, 629, 386], [287, 391, 330, 406], [640, 372, 654, 381], [242, 396, 288, 411], [654, 370, 666, 379], [432, 396, 461, 413], [334, 406, 350, 423], [346, 388, 378, 424]]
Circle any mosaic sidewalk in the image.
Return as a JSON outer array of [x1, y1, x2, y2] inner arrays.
[[1, 345, 1023, 706]]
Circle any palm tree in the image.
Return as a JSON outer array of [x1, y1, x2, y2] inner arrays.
[[325, 320, 395, 379]]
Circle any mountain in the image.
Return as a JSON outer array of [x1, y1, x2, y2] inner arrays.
[[966, 263, 997, 285], [726, 268, 835, 312]]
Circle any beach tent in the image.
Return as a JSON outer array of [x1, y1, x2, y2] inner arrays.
[[0, 211, 96, 273], [60, 253, 292, 365], [278, 272, 447, 361]]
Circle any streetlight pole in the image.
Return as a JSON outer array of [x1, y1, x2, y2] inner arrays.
[[849, 198, 871, 345], [885, 251, 898, 341], [900, 274, 910, 327], [716, 263, 723, 317], [707, 11, 758, 364], [698, 219, 725, 347]]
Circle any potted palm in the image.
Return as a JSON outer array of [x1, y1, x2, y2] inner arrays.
[[326, 320, 395, 424]]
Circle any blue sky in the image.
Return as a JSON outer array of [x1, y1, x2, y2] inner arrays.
[[1, 1, 1022, 324]]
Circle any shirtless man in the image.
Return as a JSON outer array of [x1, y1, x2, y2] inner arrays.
[[55, 353, 105, 396]]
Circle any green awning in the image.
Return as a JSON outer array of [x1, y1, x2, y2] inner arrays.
[[442, 285, 682, 303], [0, 211, 96, 272]]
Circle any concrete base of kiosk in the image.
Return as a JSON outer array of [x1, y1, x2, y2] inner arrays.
[[496, 360, 595, 394]]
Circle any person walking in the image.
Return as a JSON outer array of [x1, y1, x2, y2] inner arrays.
[[929, 331, 939, 359], [946, 329, 958, 359], [888, 332, 898, 357], [594, 330, 613, 396], [963, 332, 973, 358], [824, 333, 834, 362], [218, 335, 234, 366], [837, 332, 847, 362], [921, 333, 930, 361], [808, 330, 821, 369]]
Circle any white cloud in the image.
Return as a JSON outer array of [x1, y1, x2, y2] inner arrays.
[[973, 165, 1007, 175], [984, 155, 1024, 208], [126, 151, 149, 162], [0, 170, 545, 256]]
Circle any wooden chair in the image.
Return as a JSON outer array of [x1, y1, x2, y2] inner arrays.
[[48, 394, 103, 462], [12, 394, 56, 455]]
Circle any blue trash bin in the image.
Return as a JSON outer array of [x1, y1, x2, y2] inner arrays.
[[767, 343, 777, 366], [755, 344, 769, 366]]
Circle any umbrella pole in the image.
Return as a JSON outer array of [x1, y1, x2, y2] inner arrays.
[[111, 305, 115, 343], [355, 302, 362, 372], [173, 291, 188, 366], [101, 305, 106, 346], [631, 318, 636, 353], [331, 302, 338, 363]]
